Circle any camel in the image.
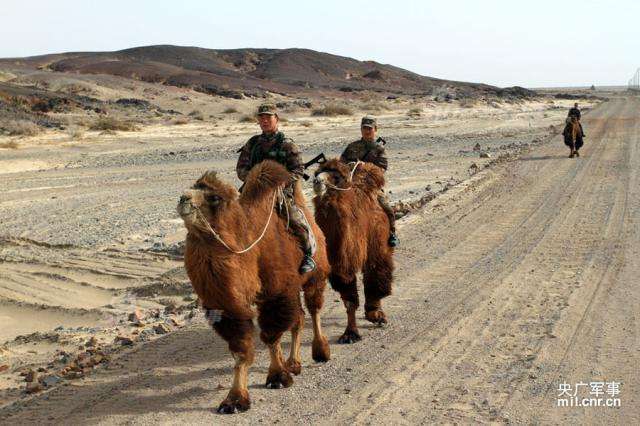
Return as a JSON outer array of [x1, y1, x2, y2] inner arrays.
[[177, 160, 331, 414], [312, 159, 394, 343], [564, 116, 584, 158]]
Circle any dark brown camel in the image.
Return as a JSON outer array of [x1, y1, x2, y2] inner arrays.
[[312, 159, 394, 343]]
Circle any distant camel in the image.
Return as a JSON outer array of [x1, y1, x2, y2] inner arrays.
[[313, 159, 394, 343], [178, 160, 330, 414], [564, 116, 584, 157]]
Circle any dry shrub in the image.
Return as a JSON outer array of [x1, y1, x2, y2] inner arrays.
[[188, 110, 204, 121], [407, 108, 422, 117], [0, 140, 19, 149], [238, 115, 256, 123], [222, 106, 238, 114], [460, 98, 476, 108], [311, 103, 353, 116], [89, 117, 138, 131], [67, 126, 86, 140], [1, 119, 41, 136], [300, 121, 313, 127], [172, 118, 190, 125], [362, 101, 390, 112]]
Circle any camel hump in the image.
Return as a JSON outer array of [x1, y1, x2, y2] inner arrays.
[[353, 162, 385, 192], [242, 160, 292, 200]]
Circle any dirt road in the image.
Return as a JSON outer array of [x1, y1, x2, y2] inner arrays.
[[1, 97, 638, 424]]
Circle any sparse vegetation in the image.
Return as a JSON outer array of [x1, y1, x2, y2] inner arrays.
[[223, 106, 238, 114], [362, 101, 390, 112], [460, 98, 476, 108], [89, 117, 138, 132], [238, 115, 256, 123], [300, 121, 313, 128], [66, 126, 86, 140], [0, 119, 41, 136], [311, 103, 353, 117], [0, 140, 19, 149], [407, 108, 422, 117], [172, 118, 190, 125], [188, 110, 204, 121]]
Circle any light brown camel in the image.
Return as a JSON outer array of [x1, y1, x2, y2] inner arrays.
[[177, 160, 330, 414], [312, 159, 394, 343]]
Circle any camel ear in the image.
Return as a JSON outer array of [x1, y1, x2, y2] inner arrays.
[[197, 169, 218, 185]]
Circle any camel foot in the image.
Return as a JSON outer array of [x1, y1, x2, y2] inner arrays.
[[217, 392, 251, 414], [312, 335, 331, 362], [338, 328, 362, 344], [365, 309, 388, 326], [575, 151, 580, 157], [265, 370, 293, 389], [286, 359, 302, 375], [569, 152, 574, 158]]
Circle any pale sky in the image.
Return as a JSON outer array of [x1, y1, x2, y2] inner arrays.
[[1, 0, 638, 88]]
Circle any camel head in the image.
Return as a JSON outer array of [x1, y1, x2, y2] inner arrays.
[[177, 170, 238, 234], [314, 158, 385, 195], [313, 159, 353, 195]]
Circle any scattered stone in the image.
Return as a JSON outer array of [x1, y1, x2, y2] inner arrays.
[[41, 375, 62, 387], [85, 337, 98, 347], [115, 336, 134, 346], [25, 382, 44, 394], [480, 152, 491, 158], [128, 309, 144, 325], [0, 365, 9, 373], [153, 324, 170, 335], [473, 143, 481, 151]]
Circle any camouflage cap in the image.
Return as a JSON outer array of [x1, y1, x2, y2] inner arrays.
[[361, 115, 377, 128], [257, 103, 278, 116]]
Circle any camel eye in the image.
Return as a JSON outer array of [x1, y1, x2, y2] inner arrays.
[[206, 194, 222, 205]]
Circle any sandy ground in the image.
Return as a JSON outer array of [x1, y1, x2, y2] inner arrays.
[[4, 95, 639, 424]]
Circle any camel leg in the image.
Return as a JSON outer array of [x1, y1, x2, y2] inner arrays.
[[257, 295, 297, 389], [211, 317, 254, 414], [329, 273, 361, 344], [303, 281, 331, 361], [363, 255, 394, 326], [265, 335, 293, 389], [286, 305, 304, 375]]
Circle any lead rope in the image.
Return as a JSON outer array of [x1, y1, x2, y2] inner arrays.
[[323, 160, 362, 192], [195, 190, 278, 254]]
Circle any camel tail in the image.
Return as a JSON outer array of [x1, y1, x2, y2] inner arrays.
[[241, 160, 292, 202]]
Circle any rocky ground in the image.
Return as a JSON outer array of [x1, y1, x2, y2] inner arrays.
[[3, 87, 631, 424]]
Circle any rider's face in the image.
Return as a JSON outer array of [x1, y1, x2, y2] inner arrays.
[[361, 126, 376, 142], [258, 114, 278, 134]]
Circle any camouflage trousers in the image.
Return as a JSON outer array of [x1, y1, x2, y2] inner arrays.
[[278, 185, 317, 255], [378, 191, 396, 232]]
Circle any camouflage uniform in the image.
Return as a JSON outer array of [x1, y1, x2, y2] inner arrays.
[[236, 104, 316, 271], [340, 116, 397, 239]]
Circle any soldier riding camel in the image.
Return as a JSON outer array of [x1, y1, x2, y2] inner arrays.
[[340, 116, 399, 247], [567, 102, 586, 138], [236, 104, 317, 274]]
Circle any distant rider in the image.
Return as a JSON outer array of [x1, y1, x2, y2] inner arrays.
[[568, 102, 586, 137]]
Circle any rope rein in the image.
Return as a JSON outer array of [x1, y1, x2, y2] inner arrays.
[[195, 190, 278, 254], [323, 160, 362, 192]]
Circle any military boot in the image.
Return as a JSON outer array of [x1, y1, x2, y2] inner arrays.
[[299, 252, 316, 274], [388, 232, 400, 248]]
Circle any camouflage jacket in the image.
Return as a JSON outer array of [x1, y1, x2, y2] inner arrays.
[[236, 131, 304, 182], [340, 138, 388, 171], [568, 107, 581, 120]]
